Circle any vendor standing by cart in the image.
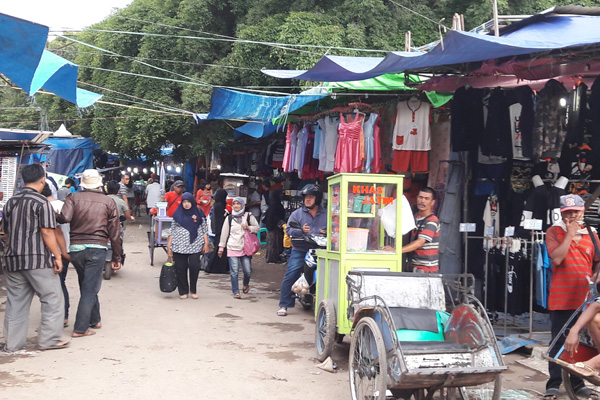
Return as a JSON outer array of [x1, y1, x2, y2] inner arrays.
[[401, 187, 440, 273], [277, 184, 327, 317]]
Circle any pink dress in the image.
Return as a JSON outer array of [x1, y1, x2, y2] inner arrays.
[[334, 113, 363, 173], [282, 123, 293, 173]]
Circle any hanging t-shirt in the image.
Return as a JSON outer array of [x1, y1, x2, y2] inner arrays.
[[483, 194, 500, 238], [509, 103, 531, 161], [392, 100, 431, 151]]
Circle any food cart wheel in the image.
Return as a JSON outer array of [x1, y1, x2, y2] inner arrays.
[[349, 316, 387, 400], [562, 369, 599, 400], [148, 231, 155, 266], [315, 299, 336, 362], [103, 261, 112, 280]]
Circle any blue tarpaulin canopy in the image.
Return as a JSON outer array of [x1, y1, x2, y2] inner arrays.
[[194, 88, 326, 138], [263, 12, 600, 82], [0, 13, 101, 107]]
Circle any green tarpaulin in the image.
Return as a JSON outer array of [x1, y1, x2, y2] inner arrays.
[[325, 74, 453, 108]]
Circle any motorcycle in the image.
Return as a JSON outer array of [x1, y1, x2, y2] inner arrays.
[[288, 221, 327, 310]]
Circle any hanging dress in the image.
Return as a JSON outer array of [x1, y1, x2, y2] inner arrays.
[[322, 116, 340, 172], [335, 112, 363, 173], [362, 113, 378, 173]]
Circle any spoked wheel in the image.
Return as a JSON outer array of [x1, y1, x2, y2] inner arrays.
[[349, 316, 387, 400], [562, 368, 600, 400], [315, 299, 336, 362], [103, 261, 112, 280]]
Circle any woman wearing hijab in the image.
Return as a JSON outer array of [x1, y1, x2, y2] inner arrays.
[[206, 189, 230, 274], [265, 189, 286, 263], [218, 197, 260, 298], [166, 193, 210, 299]]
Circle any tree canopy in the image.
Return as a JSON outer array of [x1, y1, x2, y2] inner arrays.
[[1, 0, 593, 160]]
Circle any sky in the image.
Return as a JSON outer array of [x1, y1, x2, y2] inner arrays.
[[2, 0, 133, 31]]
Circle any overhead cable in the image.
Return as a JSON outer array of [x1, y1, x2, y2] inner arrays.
[[55, 28, 391, 54]]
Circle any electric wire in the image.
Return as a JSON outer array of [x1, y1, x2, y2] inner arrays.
[[53, 49, 261, 71], [387, 0, 451, 30], [55, 28, 392, 54]]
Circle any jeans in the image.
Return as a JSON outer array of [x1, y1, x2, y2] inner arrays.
[[279, 249, 306, 308], [173, 252, 201, 295], [228, 256, 252, 294], [547, 309, 585, 391], [70, 248, 106, 334], [59, 257, 70, 320]]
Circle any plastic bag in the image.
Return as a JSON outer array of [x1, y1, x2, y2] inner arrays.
[[292, 274, 310, 294]]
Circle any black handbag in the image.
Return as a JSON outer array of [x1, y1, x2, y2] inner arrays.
[[159, 257, 178, 293]]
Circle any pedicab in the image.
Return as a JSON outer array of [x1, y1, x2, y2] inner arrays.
[[313, 173, 506, 399], [346, 271, 505, 400]]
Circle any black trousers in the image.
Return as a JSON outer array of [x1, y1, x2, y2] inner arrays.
[[173, 252, 201, 295], [547, 310, 585, 391]]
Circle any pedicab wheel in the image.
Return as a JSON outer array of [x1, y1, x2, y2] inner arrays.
[[562, 368, 598, 400], [103, 261, 112, 280], [349, 316, 387, 400], [315, 299, 336, 362]]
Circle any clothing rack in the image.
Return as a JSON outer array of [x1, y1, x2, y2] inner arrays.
[[466, 233, 544, 338]]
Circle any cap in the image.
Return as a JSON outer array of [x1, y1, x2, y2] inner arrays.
[[560, 194, 585, 211], [173, 180, 184, 187], [79, 169, 103, 189]]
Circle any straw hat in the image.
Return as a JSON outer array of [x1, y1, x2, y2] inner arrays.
[[79, 169, 103, 189]]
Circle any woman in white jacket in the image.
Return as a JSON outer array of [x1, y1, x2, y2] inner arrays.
[[218, 197, 259, 298]]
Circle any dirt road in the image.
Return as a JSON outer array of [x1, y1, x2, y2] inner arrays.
[[0, 217, 551, 399]]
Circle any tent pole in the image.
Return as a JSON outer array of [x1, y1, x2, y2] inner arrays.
[[492, 0, 500, 36]]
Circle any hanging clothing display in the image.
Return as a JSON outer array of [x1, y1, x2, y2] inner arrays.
[[532, 79, 568, 161], [450, 86, 484, 152], [334, 112, 363, 173], [508, 85, 535, 160], [392, 99, 431, 151], [320, 116, 339, 173], [481, 89, 512, 158], [294, 123, 309, 177], [312, 121, 322, 160], [362, 113, 378, 173]]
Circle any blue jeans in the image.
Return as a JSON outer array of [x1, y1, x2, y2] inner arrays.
[[70, 248, 106, 334], [279, 249, 306, 308], [228, 256, 252, 294]]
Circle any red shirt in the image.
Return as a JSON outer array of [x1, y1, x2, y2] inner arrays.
[[546, 226, 599, 310], [164, 191, 183, 217], [196, 190, 212, 217]]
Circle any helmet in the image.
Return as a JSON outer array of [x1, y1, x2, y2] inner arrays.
[[304, 249, 318, 269], [301, 183, 322, 208]]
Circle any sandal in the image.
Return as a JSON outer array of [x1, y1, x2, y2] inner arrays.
[[233, 293, 241, 299], [243, 285, 250, 294], [544, 388, 559, 400], [277, 308, 287, 316], [180, 294, 189, 299]]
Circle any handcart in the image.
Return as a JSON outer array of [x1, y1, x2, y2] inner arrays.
[[345, 271, 506, 400], [148, 215, 172, 266]]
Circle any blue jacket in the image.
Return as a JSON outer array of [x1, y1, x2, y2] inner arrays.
[[286, 205, 327, 251]]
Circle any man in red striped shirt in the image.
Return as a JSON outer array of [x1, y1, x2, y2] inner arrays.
[[544, 194, 600, 398], [402, 187, 440, 273]]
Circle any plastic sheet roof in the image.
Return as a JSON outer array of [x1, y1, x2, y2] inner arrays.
[[194, 88, 326, 138], [262, 13, 600, 83], [0, 13, 101, 107]]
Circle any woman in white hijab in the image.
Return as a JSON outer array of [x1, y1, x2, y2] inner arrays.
[[218, 197, 260, 298]]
